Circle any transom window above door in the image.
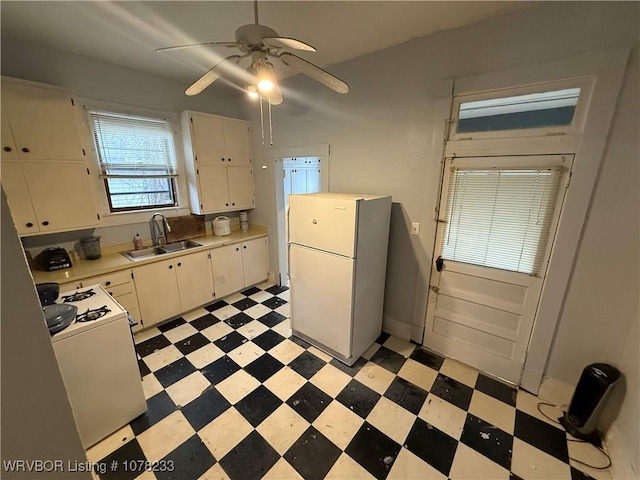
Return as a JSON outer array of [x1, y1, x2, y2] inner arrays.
[[449, 78, 593, 140]]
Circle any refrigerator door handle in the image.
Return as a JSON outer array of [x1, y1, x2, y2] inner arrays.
[[286, 204, 291, 278]]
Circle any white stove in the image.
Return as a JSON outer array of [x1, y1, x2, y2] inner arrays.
[[51, 284, 127, 342], [51, 284, 146, 448]]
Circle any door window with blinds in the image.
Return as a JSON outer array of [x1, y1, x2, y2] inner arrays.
[[88, 110, 179, 212], [439, 157, 568, 276]]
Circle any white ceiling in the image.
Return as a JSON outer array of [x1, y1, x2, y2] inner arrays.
[[1, 1, 527, 93]]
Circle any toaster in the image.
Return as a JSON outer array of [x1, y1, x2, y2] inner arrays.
[[36, 247, 72, 271]]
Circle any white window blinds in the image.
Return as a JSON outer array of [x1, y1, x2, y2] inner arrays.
[[441, 168, 564, 276], [87, 110, 179, 211], [88, 110, 178, 178]]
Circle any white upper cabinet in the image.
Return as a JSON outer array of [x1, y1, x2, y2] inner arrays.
[[180, 110, 255, 214], [185, 112, 251, 166], [1, 82, 86, 161], [0, 80, 99, 236]]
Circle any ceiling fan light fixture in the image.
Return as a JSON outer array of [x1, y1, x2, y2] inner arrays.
[[255, 63, 275, 92], [246, 85, 260, 99]]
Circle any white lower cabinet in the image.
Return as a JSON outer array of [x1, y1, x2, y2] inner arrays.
[[133, 259, 182, 328], [241, 237, 270, 287], [134, 251, 215, 327], [210, 244, 245, 299], [131, 236, 269, 329], [210, 238, 270, 298], [175, 250, 215, 312]]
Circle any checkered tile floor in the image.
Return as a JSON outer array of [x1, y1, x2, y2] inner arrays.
[[88, 283, 606, 480]]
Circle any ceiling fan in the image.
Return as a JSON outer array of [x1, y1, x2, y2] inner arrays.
[[156, 0, 349, 104]]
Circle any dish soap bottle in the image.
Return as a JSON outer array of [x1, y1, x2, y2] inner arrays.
[[133, 233, 143, 250]]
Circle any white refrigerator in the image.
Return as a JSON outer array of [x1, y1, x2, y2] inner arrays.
[[288, 193, 392, 366]]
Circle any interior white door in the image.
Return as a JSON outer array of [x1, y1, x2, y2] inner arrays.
[[290, 244, 354, 357], [288, 194, 357, 257], [425, 155, 572, 384]]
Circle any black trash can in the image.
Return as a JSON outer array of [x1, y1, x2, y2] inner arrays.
[[560, 363, 621, 441]]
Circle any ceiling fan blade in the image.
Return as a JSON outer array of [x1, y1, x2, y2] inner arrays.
[[280, 52, 349, 94], [156, 42, 239, 53], [263, 37, 316, 52], [185, 55, 242, 96]]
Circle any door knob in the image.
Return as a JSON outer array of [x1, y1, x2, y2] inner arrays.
[[435, 256, 444, 272], [431, 286, 440, 293]]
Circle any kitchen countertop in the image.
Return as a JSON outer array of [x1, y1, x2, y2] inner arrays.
[[31, 225, 268, 285]]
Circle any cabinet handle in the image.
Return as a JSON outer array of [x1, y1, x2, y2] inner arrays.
[[226, 203, 229, 207], [42, 221, 49, 226], [25, 222, 33, 228], [108, 291, 113, 296], [236, 247, 239, 251], [228, 158, 231, 162], [3, 147, 12, 152], [105, 281, 111, 286], [169, 265, 173, 269], [221, 157, 225, 162], [21, 147, 30, 153], [232, 202, 235, 206], [243, 246, 247, 249], [177, 262, 182, 267]]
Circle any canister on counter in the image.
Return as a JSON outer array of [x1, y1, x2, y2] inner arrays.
[[240, 211, 249, 231]]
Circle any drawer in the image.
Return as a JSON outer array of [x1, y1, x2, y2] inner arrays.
[[113, 291, 139, 312], [105, 283, 134, 298], [83, 270, 132, 289]]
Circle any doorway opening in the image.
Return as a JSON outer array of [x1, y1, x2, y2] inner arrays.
[[274, 147, 330, 286]]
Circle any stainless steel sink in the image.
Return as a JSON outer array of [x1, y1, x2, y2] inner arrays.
[[121, 240, 202, 261], [121, 246, 166, 261], [160, 240, 202, 253]]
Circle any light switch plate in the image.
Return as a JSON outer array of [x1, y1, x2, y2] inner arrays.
[[411, 222, 420, 235]]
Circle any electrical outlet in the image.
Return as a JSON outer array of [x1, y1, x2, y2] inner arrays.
[[411, 222, 420, 235]]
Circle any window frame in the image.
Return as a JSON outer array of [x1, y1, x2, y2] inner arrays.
[[448, 77, 594, 141], [87, 108, 180, 213], [79, 99, 190, 224]]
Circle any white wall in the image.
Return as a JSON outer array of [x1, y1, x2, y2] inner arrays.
[[1, 188, 90, 479], [242, 1, 638, 472]]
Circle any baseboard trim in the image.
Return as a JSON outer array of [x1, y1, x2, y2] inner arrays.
[[520, 366, 543, 395], [382, 314, 411, 341]]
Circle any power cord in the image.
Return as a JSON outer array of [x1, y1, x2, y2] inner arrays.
[[536, 401, 612, 470]]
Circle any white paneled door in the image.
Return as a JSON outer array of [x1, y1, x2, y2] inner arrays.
[[424, 155, 572, 384]]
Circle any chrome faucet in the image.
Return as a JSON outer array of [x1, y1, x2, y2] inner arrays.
[[150, 213, 171, 246]]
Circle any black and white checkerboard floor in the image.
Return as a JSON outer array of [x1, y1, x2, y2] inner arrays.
[[87, 283, 609, 480]]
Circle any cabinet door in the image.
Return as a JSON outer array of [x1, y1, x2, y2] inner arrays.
[[2, 83, 84, 161], [224, 119, 251, 165], [0, 162, 39, 235], [291, 168, 309, 195], [306, 167, 322, 193], [133, 259, 182, 327], [242, 237, 269, 287], [210, 244, 244, 298], [190, 113, 226, 165], [197, 166, 231, 213], [1, 106, 18, 160], [175, 250, 214, 312], [227, 166, 255, 210], [22, 162, 99, 233]]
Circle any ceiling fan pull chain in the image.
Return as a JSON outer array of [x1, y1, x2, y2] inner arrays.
[[268, 92, 274, 146], [259, 95, 265, 145]]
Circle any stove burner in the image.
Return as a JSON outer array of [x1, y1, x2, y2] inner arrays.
[[62, 288, 96, 303], [76, 305, 111, 323]]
